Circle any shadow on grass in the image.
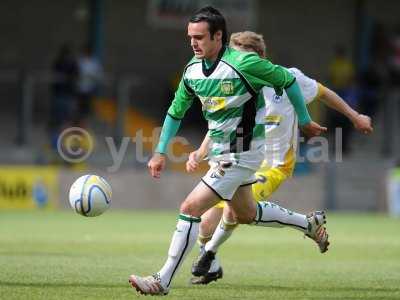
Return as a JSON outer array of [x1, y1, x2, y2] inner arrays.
[[0, 251, 81, 257], [2, 281, 399, 298], [0, 281, 126, 289], [191, 283, 400, 294]]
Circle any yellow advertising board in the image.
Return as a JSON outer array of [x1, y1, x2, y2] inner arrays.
[[0, 166, 59, 210]]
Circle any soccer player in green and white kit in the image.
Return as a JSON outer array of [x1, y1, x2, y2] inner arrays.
[[188, 31, 373, 285], [129, 6, 327, 295]]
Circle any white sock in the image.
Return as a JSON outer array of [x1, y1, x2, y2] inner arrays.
[[198, 243, 205, 256], [209, 255, 221, 273], [197, 233, 212, 254], [158, 214, 200, 288], [252, 201, 308, 233], [205, 217, 238, 253]]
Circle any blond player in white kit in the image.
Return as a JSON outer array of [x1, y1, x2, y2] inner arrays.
[[188, 31, 373, 284]]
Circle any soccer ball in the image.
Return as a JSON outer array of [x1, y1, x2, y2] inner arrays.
[[69, 175, 112, 217]]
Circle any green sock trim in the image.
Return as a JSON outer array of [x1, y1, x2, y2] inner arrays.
[[255, 202, 263, 224], [179, 214, 201, 223]]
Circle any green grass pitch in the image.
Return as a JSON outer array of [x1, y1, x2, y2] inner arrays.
[[0, 211, 399, 299]]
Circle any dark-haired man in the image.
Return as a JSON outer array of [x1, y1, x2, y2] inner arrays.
[[129, 6, 326, 295]]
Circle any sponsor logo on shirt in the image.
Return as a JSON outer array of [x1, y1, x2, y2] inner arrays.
[[200, 96, 226, 112], [265, 115, 282, 126]]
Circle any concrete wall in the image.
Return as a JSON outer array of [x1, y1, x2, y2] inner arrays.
[[1, 1, 399, 74], [59, 167, 325, 214], [257, 0, 356, 80], [0, 0, 87, 69], [365, 0, 400, 25]]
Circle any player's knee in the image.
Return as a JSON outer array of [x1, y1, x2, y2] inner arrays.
[[235, 212, 254, 224], [180, 201, 201, 217]]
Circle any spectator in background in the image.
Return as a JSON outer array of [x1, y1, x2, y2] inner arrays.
[[389, 24, 400, 85], [358, 23, 388, 120], [328, 45, 358, 155], [388, 24, 400, 158], [358, 66, 381, 120], [49, 44, 78, 147], [329, 45, 356, 96], [76, 44, 104, 127]]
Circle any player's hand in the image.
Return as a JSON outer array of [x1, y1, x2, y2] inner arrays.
[[147, 153, 166, 179], [353, 114, 373, 134], [186, 151, 201, 173], [300, 121, 327, 137]]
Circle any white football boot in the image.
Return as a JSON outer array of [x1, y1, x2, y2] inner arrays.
[[305, 211, 330, 253], [129, 273, 169, 296]]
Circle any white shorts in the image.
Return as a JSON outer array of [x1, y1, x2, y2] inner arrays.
[[202, 161, 258, 201]]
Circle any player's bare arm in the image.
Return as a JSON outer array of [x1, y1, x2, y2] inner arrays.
[[148, 152, 166, 179], [186, 133, 210, 173], [317, 84, 373, 134], [300, 121, 328, 137]]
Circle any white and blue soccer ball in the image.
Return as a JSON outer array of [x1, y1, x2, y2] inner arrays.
[[69, 175, 112, 217]]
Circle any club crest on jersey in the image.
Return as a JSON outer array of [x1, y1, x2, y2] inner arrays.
[[220, 80, 234, 95], [272, 93, 283, 103]]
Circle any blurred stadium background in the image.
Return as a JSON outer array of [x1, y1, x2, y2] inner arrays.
[[1, 1, 400, 299], [1, 0, 400, 213]]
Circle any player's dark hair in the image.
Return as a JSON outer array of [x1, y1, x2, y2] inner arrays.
[[189, 6, 227, 44]]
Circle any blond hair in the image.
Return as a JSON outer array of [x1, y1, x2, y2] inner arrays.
[[229, 31, 266, 58]]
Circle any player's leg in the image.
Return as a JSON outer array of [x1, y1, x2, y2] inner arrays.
[[191, 205, 224, 285], [203, 166, 288, 257], [192, 185, 258, 277], [194, 185, 329, 276], [232, 185, 326, 237], [129, 181, 219, 295], [235, 185, 329, 254], [191, 205, 237, 281], [252, 165, 289, 201], [190, 162, 255, 278], [198, 205, 223, 250], [203, 204, 238, 254], [252, 166, 330, 253], [201, 166, 287, 260], [130, 160, 255, 294]]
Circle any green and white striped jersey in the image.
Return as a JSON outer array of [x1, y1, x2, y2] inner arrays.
[[168, 46, 295, 160]]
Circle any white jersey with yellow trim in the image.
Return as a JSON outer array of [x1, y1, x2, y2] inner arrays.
[[262, 68, 319, 170]]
